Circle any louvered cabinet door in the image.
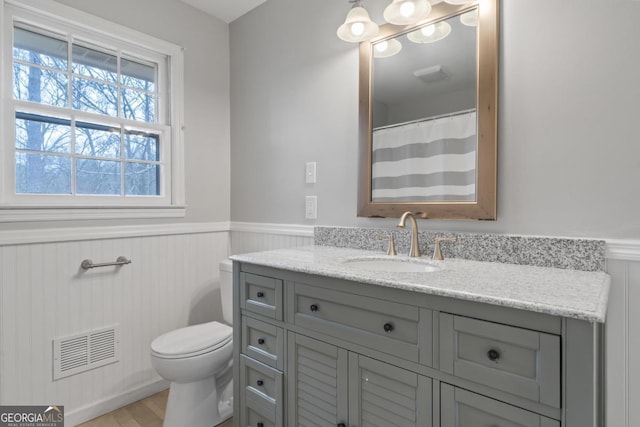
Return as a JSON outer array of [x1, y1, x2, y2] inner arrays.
[[349, 354, 432, 427], [287, 332, 349, 427]]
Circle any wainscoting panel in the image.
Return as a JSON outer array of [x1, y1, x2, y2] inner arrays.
[[606, 242, 640, 427], [0, 224, 230, 426], [230, 222, 313, 255]]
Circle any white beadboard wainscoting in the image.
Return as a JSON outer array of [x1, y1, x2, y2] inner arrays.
[[230, 222, 314, 254], [605, 241, 640, 427], [0, 222, 231, 426]]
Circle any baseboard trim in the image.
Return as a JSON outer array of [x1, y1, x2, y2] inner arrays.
[[64, 378, 169, 426], [0, 222, 230, 246]]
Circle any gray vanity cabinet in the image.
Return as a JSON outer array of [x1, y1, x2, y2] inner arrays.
[[232, 262, 603, 427]]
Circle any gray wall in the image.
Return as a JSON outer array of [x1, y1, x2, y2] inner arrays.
[[230, 0, 640, 239]]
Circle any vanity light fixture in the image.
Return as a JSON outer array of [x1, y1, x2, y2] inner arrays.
[[383, 0, 432, 26], [459, 8, 478, 26], [407, 20, 452, 43], [337, 0, 379, 43], [443, 0, 474, 4], [373, 39, 402, 58]]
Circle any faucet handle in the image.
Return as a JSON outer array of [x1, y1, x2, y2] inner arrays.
[[432, 237, 457, 261], [377, 232, 397, 256], [386, 233, 397, 256]]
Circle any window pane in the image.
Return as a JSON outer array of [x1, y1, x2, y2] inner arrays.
[[76, 122, 120, 158], [73, 77, 117, 116], [13, 27, 67, 70], [13, 64, 68, 107], [121, 58, 155, 91], [76, 159, 121, 195], [72, 44, 117, 83], [15, 113, 71, 153], [121, 88, 155, 122], [125, 162, 159, 196], [125, 132, 158, 161], [16, 152, 71, 194]]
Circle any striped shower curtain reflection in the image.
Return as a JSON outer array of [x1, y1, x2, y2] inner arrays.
[[372, 110, 477, 202]]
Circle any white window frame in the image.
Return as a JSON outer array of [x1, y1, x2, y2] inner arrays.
[[0, 0, 185, 221]]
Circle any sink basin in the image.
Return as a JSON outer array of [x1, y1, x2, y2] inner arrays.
[[342, 257, 442, 273]]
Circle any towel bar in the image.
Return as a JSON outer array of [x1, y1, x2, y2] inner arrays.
[[81, 256, 131, 270]]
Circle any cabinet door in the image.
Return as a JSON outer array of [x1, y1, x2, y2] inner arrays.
[[349, 354, 432, 427], [287, 332, 349, 427], [440, 384, 560, 427]]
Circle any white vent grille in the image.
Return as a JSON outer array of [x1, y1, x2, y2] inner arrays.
[[53, 325, 119, 380]]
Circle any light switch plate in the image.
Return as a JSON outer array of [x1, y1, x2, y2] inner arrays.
[[305, 162, 317, 184]]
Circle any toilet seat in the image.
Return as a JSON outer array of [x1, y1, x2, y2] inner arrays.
[[151, 321, 232, 359]]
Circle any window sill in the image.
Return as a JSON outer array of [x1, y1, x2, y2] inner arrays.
[[0, 205, 186, 222]]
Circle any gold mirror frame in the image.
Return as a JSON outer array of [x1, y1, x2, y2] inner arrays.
[[357, 0, 499, 220]]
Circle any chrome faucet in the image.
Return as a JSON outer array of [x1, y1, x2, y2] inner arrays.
[[397, 211, 421, 257]]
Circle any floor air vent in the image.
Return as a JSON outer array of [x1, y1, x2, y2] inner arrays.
[[53, 325, 119, 380]]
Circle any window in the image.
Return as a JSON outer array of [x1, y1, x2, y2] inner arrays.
[[1, 0, 185, 219]]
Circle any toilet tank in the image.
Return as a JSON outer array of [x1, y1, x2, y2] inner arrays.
[[219, 259, 233, 325]]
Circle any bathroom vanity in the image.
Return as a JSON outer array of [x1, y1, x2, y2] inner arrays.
[[230, 246, 609, 427]]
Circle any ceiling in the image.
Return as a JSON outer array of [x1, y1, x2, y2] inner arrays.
[[179, 0, 267, 23]]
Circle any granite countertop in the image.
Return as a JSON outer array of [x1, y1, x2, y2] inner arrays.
[[230, 245, 610, 323]]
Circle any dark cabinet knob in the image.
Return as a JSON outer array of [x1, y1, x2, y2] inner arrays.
[[257, 291, 265, 298], [310, 304, 319, 312], [337, 424, 346, 427], [257, 380, 264, 386], [383, 322, 394, 333], [487, 349, 501, 361], [258, 338, 265, 345], [257, 423, 264, 427]]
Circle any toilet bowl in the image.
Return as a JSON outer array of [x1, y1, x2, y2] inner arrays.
[[150, 259, 234, 427]]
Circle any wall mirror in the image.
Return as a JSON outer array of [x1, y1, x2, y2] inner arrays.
[[357, 0, 498, 219]]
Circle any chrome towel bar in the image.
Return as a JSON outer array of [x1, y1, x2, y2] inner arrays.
[[81, 256, 131, 270]]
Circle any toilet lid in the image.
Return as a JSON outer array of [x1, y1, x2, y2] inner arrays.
[[151, 321, 232, 358]]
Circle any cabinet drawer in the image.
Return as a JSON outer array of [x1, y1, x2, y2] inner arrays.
[[242, 316, 284, 370], [291, 283, 429, 363], [240, 272, 283, 320], [440, 313, 561, 408], [240, 355, 283, 426], [244, 406, 276, 427], [441, 383, 560, 427], [240, 354, 282, 403]]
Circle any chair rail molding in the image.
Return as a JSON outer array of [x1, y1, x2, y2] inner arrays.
[[0, 222, 230, 246], [606, 239, 640, 261], [230, 221, 314, 237]]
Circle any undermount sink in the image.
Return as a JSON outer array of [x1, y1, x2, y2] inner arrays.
[[341, 257, 442, 273]]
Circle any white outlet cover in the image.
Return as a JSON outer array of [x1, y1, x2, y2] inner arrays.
[[305, 196, 317, 219]]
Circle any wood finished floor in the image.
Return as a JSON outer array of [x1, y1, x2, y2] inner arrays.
[[76, 389, 233, 427]]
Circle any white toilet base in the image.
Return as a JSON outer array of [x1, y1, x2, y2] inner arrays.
[[162, 375, 232, 427]]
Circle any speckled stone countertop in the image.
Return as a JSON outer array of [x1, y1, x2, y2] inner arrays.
[[230, 245, 610, 323]]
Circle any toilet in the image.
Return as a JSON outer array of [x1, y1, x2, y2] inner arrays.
[[150, 259, 234, 427]]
